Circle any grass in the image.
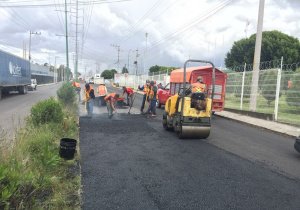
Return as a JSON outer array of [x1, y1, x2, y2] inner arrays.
[[225, 93, 300, 126], [0, 86, 80, 209]]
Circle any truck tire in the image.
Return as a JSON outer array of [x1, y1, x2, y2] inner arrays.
[[19, 86, 28, 95], [156, 99, 161, 108]]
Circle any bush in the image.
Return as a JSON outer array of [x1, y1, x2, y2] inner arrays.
[[30, 98, 63, 126], [56, 82, 76, 106]]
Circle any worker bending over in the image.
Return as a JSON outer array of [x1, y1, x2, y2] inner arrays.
[[104, 93, 119, 119], [122, 86, 134, 106], [138, 80, 150, 114]]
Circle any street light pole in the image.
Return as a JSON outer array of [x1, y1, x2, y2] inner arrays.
[[29, 30, 41, 61]]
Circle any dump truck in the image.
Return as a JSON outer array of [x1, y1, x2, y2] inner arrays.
[[0, 50, 31, 100], [157, 65, 227, 112]]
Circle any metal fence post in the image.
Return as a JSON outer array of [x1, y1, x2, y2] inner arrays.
[[240, 63, 247, 110], [274, 56, 283, 121]]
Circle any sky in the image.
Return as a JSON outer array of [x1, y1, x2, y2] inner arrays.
[[0, 0, 299, 77]]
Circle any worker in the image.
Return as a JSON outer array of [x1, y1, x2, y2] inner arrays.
[[146, 81, 158, 117], [122, 86, 134, 106], [191, 76, 206, 93], [84, 83, 95, 117], [138, 80, 150, 113], [97, 83, 107, 106], [104, 93, 120, 119]]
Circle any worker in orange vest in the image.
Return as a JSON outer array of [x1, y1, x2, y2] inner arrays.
[[104, 93, 119, 118], [146, 81, 158, 117], [122, 86, 134, 106], [97, 84, 107, 106], [84, 83, 95, 117], [191, 76, 206, 93], [138, 80, 150, 113]]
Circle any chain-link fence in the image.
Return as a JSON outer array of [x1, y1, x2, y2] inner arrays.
[[225, 59, 300, 126]]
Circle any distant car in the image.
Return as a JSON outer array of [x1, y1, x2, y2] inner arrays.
[[294, 136, 300, 153], [88, 78, 94, 84], [28, 79, 37, 91]]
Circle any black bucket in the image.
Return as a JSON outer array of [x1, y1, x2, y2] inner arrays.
[[59, 138, 77, 160]]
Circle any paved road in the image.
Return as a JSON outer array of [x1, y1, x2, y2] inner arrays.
[[80, 85, 300, 210], [0, 83, 61, 142]]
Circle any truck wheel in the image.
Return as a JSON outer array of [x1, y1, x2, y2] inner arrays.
[[19, 86, 28, 95], [0, 88, 2, 100]]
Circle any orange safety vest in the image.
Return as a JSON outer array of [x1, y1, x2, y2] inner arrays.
[[85, 88, 91, 101], [191, 82, 206, 93], [104, 93, 116, 102], [98, 85, 107, 96], [143, 84, 149, 95], [149, 86, 158, 100]]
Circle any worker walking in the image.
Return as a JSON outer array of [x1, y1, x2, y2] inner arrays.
[[146, 81, 158, 117], [104, 93, 119, 119], [122, 86, 134, 106], [84, 83, 95, 117], [138, 80, 150, 114], [97, 83, 107, 106]]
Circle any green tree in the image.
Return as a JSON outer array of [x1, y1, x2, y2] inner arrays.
[[122, 66, 128, 74], [149, 65, 161, 73], [149, 65, 178, 74], [101, 69, 118, 79], [225, 30, 300, 68]]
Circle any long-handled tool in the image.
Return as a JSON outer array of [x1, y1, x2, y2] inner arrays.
[[128, 93, 136, 114]]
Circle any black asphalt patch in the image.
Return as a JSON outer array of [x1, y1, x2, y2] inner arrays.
[[80, 113, 300, 210]]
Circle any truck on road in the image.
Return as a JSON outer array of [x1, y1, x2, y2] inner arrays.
[[94, 74, 105, 84], [0, 50, 31, 99]]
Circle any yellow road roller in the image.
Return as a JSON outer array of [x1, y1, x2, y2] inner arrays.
[[162, 59, 216, 139]]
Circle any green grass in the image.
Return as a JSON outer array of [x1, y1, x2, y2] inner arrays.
[[225, 93, 300, 126], [0, 89, 80, 209]]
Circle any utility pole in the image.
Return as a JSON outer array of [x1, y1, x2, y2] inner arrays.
[[250, 0, 265, 111], [135, 49, 139, 75], [111, 44, 120, 71], [75, 0, 79, 80], [29, 30, 41, 61], [64, 0, 70, 81], [127, 49, 132, 74], [144, 32, 148, 74]]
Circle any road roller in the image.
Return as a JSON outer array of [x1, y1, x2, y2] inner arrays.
[[162, 59, 216, 139]]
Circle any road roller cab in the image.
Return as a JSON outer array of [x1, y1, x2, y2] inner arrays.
[[162, 60, 216, 139]]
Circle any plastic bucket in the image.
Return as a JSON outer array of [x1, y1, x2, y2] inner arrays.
[[60, 138, 77, 159]]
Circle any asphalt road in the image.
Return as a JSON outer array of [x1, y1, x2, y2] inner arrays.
[[80, 85, 300, 210], [0, 83, 61, 142]]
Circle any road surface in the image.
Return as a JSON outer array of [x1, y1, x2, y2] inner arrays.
[[80, 85, 300, 210], [0, 83, 61, 144]]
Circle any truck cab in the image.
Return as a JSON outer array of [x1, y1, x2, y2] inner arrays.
[[157, 83, 171, 108]]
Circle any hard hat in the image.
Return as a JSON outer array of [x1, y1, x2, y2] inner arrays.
[[197, 76, 203, 82]]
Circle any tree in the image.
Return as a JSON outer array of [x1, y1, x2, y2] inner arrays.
[[122, 66, 128, 74], [100, 69, 118, 79], [149, 65, 178, 74], [149, 65, 161, 73], [225, 30, 300, 68]]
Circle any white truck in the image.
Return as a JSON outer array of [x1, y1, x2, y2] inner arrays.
[[94, 74, 105, 84]]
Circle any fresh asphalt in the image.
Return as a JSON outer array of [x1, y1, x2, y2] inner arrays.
[[80, 85, 300, 210]]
